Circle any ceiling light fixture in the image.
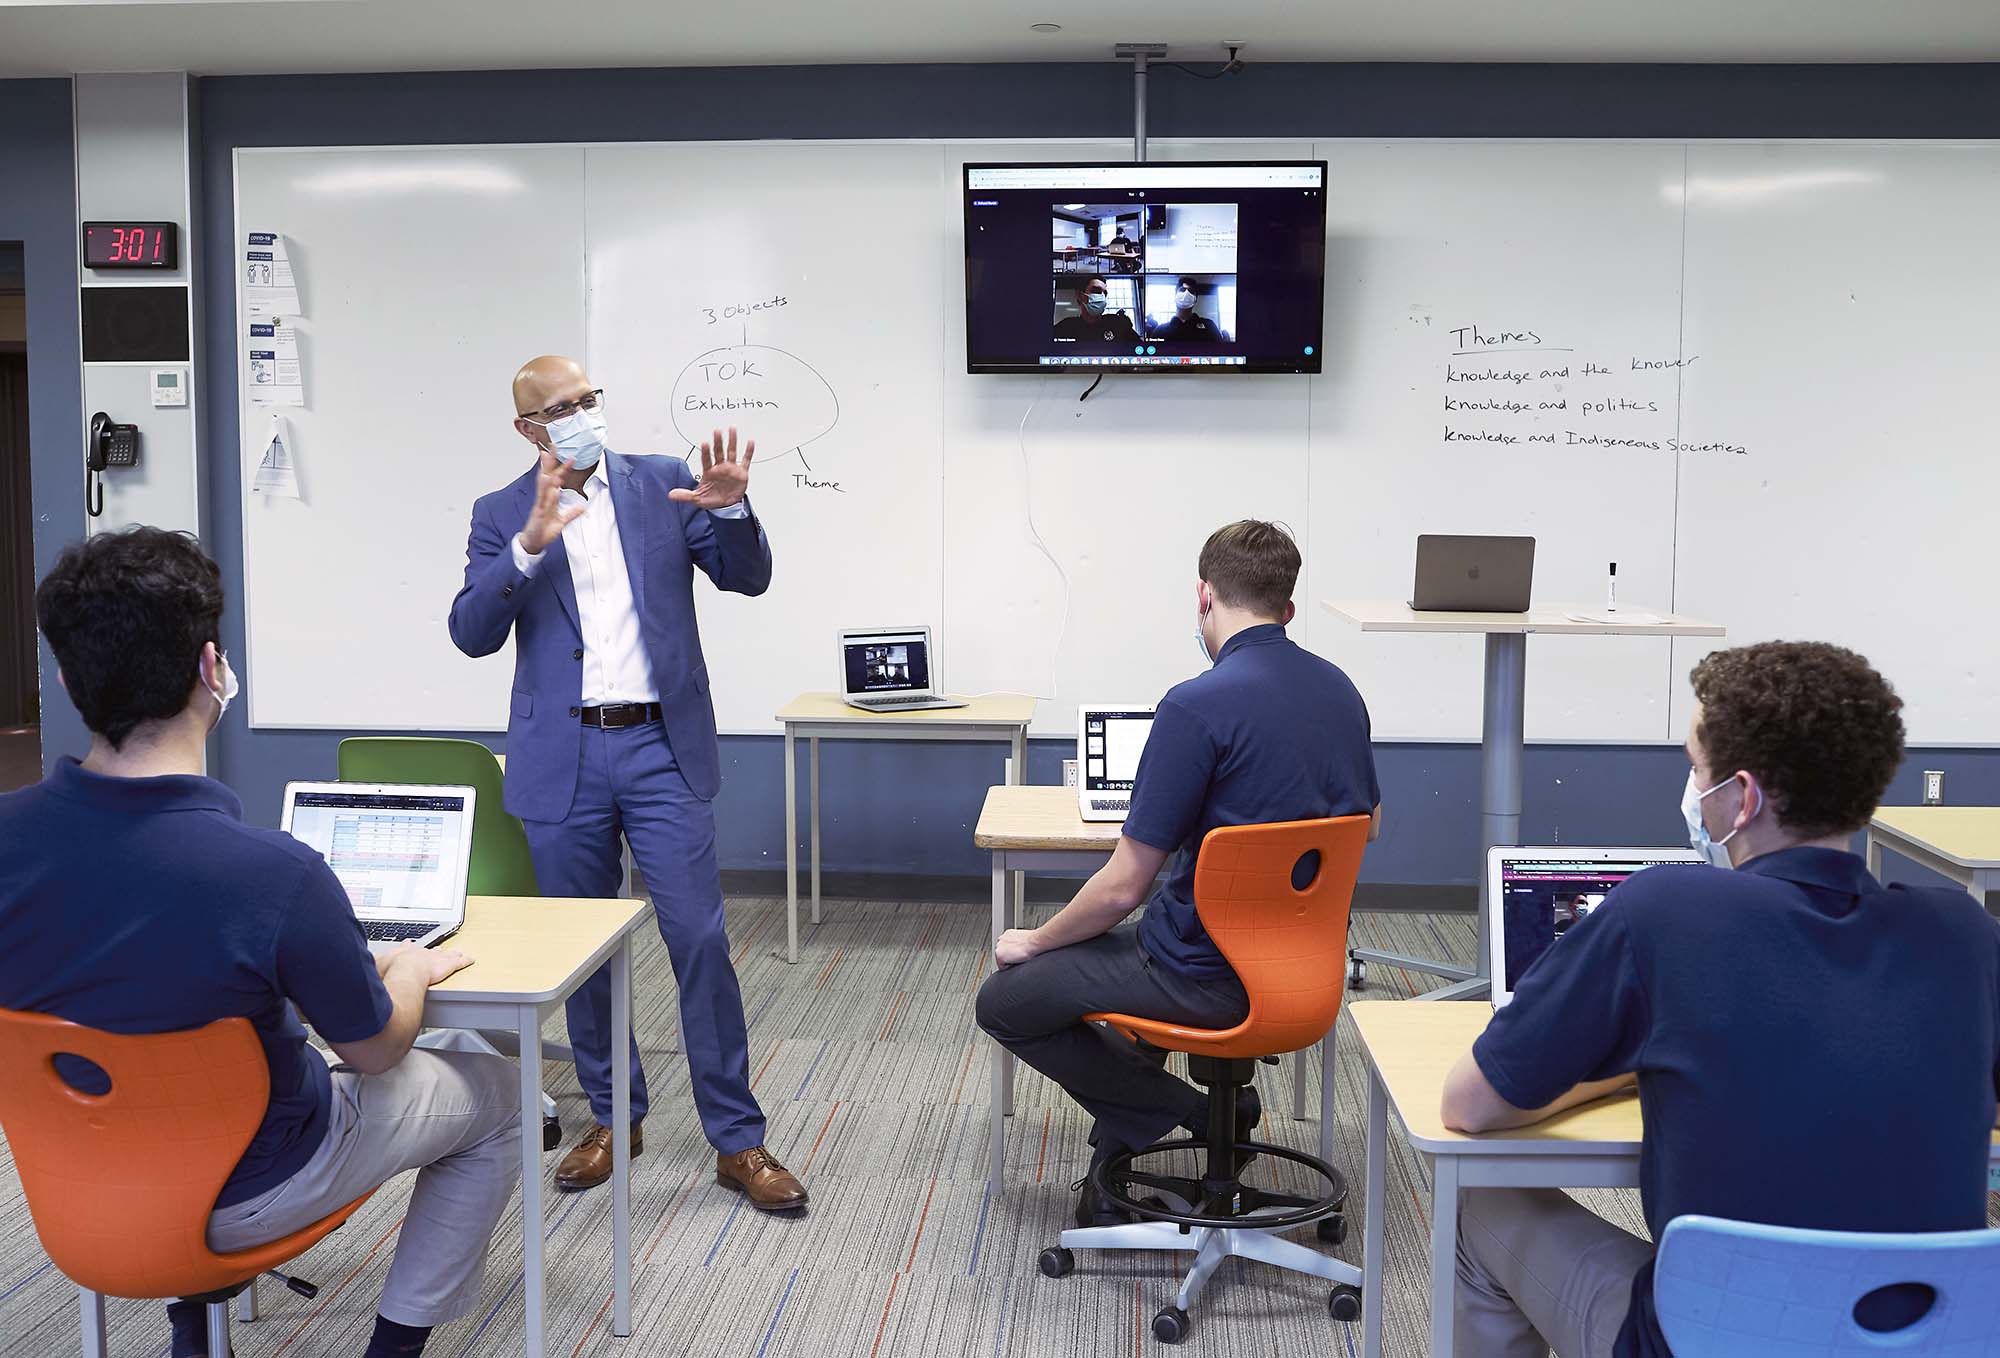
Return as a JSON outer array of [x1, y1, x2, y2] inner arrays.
[[1030, 22, 1061, 33]]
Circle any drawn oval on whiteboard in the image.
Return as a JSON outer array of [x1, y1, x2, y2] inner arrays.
[[670, 344, 839, 468]]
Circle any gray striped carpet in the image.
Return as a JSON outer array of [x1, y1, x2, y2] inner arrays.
[[0, 898, 1986, 1357]]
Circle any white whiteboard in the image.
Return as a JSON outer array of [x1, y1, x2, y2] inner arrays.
[[235, 137, 2000, 743], [234, 146, 586, 730]]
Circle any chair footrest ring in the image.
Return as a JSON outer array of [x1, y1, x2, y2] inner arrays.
[[1093, 1137, 1346, 1231]]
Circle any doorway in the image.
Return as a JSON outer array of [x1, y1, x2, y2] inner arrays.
[[0, 242, 41, 791]]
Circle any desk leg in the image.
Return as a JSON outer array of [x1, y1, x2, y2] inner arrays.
[[1429, 1153, 1461, 1358], [518, 1004, 546, 1358], [809, 737, 822, 926], [1976, 869, 1998, 915], [611, 940, 632, 1338], [784, 725, 799, 964], [1292, 1047, 1310, 1120], [1318, 1034, 1338, 1167], [1865, 831, 1884, 880], [1362, 1073, 1387, 1358], [990, 852, 1011, 1199], [1008, 727, 1026, 923]]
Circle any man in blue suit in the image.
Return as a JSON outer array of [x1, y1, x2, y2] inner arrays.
[[449, 355, 806, 1210]]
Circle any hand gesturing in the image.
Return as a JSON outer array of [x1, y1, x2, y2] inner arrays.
[[520, 447, 586, 554], [669, 427, 754, 510]]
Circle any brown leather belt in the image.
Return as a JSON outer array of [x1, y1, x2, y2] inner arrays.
[[579, 702, 662, 729]]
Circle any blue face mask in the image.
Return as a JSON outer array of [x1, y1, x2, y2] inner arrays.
[[546, 407, 609, 470], [1682, 769, 1759, 869], [1083, 293, 1108, 317], [1194, 601, 1212, 666]]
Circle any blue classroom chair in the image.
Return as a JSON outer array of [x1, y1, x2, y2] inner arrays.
[[1655, 1214, 2000, 1357]]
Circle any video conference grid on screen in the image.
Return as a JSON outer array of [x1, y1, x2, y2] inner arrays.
[[964, 163, 1328, 374], [1498, 856, 1687, 988], [843, 632, 932, 693]]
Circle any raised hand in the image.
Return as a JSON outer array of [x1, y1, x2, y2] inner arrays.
[[668, 426, 755, 509], [520, 446, 587, 553]]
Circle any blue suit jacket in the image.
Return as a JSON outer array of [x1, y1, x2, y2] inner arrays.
[[448, 452, 772, 820]]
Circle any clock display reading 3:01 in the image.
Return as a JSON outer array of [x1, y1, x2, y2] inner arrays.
[[83, 222, 179, 270]]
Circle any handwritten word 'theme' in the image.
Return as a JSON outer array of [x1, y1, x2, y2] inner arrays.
[[792, 473, 844, 491], [1451, 323, 1543, 348]]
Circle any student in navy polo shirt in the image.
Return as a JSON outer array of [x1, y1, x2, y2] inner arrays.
[[1442, 642, 2000, 1358], [0, 529, 520, 1358], [976, 521, 1381, 1226]]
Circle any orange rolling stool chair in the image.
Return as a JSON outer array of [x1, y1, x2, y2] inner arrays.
[[0, 1010, 374, 1358], [1036, 816, 1370, 1345]]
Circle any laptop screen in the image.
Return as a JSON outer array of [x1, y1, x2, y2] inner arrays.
[[843, 630, 932, 694], [287, 790, 469, 920], [1084, 710, 1155, 793], [1494, 851, 1698, 995]]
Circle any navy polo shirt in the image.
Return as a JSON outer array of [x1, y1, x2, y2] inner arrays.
[[1123, 624, 1380, 981], [0, 759, 393, 1207], [1474, 847, 2000, 1358]]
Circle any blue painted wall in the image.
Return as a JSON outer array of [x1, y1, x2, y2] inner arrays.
[[19, 62, 2000, 885], [0, 79, 87, 768]]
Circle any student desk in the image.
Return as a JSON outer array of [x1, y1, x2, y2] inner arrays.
[[1867, 806, 2000, 906], [1322, 603, 1724, 1001], [423, 895, 650, 1358], [1348, 999, 2000, 1358], [973, 785, 1337, 1196], [775, 693, 1035, 964]]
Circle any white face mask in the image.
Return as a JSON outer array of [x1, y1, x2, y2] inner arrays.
[[545, 407, 609, 470], [1682, 768, 1759, 869], [1194, 599, 1213, 665], [1175, 289, 1196, 312], [203, 650, 239, 730]]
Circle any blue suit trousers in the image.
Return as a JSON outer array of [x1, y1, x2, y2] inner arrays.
[[519, 721, 765, 1154]]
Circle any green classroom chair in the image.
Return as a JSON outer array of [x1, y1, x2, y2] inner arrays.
[[335, 736, 565, 1148]]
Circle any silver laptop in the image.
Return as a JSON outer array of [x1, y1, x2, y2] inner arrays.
[[1411, 534, 1536, 612], [1486, 846, 1702, 1006], [1078, 704, 1156, 822], [281, 781, 475, 953], [839, 626, 967, 712]]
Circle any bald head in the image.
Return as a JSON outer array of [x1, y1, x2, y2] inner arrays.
[[512, 355, 593, 419]]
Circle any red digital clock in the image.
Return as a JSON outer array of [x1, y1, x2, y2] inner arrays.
[[83, 222, 179, 270]]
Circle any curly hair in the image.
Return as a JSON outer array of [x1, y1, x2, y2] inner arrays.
[[35, 527, 225, 749], [1690, 641, 1905, 839]]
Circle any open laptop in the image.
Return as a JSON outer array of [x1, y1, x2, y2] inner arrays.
[[1411, 534, 1536, 612], [281, 782, 475, 952], [1486, 845, 1703, 1006], [1078, 704, 1156, 822], [839, 626, 967, 712]]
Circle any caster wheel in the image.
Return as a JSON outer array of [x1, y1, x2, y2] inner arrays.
[[1037, 1247, 1074, 1279], [541, 1116, 562, 1152], [1348, 958, 1368, 990], [1329, 1285, 1363, 1322], [1152, 1306, 1190, 1344], [1317, 1213, 1349, 1246]]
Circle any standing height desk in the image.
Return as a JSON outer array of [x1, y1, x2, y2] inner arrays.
[[974, 785, 1340, 1195], [423, 895, 649, 1358], [775, 693, 1035, 964], [1323, 603, 1724, 1001], [1348, 999, 2000, 1358], [1867, 806, 2000, 907]]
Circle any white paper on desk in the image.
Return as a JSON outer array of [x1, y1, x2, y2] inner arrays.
[[1564, 609, 1665, 626], [243, 230, 301, 315], [253, 414, 301, 499], [245, 316, 304, 407]]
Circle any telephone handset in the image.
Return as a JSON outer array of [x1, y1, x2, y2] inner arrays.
[[86, 411, 139, 517]]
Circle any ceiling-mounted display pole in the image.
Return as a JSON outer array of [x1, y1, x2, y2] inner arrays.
[[1116, 43, 1169, 163]]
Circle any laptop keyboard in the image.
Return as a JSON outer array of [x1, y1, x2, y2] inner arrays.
[[361, 920, 435, 943], [1092, 799, 1131, 812], [855, 694, 942, 707]]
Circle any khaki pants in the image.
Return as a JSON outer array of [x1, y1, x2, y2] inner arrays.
[[207, 1049, 520, 1328], [1454, 1188, 1654, 1358]]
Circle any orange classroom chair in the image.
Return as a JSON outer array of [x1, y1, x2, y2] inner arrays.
[[0, 1010, 372, 1357], [1036, 815, 1370, 1345]]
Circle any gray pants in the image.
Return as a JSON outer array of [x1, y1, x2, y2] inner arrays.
[[1455, 1188, 1653, 1358], [208, 1049, 521, 1327], [974, 924, 1248, 1159]]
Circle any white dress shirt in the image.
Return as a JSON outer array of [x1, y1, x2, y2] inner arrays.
[[510, 457, 746, 706]]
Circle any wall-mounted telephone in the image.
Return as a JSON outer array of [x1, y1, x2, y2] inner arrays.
[[86, 411, 140, 518]]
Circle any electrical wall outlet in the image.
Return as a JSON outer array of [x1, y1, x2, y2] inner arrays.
[[1923, 770, 1945, 805], [1063, 758, 1079, 788]]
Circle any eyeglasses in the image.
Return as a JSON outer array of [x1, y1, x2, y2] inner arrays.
[[521, 389, 605, 425]]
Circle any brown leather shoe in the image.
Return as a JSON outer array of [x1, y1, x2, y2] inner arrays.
[[554, 1122, 643, 1192], [716, 1146, 808, 1212]]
